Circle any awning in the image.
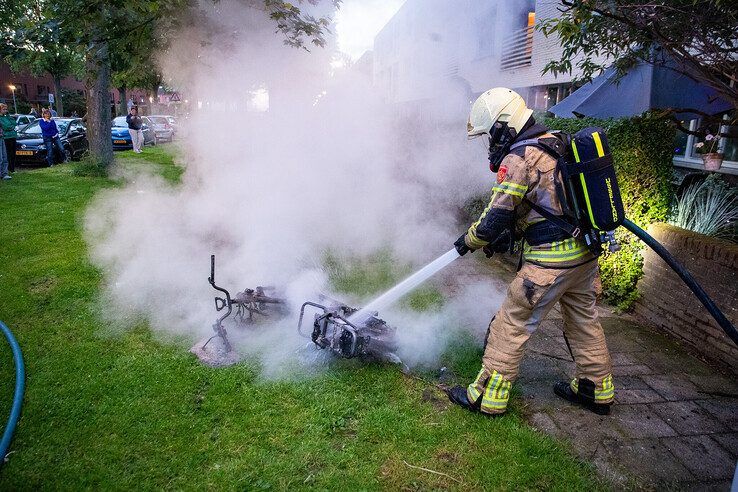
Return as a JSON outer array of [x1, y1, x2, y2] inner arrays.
[[549, 60, 733, 119]]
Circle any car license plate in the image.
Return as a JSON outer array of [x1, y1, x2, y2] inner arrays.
[[114, 140, 126, 144], [16, 150, 34, 156]]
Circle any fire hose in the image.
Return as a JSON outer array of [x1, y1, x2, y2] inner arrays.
[[623, 219, 738, 347], [0, 321, 25, 466]]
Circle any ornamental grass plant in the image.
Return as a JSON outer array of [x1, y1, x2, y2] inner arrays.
[[670, 174, 738, 243]]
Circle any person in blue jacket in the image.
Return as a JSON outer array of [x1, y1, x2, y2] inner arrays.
[[39, 109, 66, 167]]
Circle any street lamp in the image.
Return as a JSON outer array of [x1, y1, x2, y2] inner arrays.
[[8, 85, 17, 114]]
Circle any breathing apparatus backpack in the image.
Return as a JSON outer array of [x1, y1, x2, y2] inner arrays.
[[510, 126, 625, 255]]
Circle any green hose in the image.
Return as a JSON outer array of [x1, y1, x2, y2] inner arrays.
[[0, 321, 25, 465]]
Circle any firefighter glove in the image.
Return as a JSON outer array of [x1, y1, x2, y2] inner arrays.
[[482, 230, 511, 257], [454, 234, 471, 256]]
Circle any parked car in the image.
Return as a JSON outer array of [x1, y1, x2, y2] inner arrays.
[[147, 115, 175, 142], [14, 118, 88, 166], [165, 116, 178, 135], [111, 116, 156, 150], [11, 114, 37, 132]]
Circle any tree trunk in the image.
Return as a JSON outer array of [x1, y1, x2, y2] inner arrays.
[[118, 86, 127, 116], [52, 76, 64, 116], [85, 40, 113, 166]]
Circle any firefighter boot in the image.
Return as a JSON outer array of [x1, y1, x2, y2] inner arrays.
[[446, 386, 481, 413], [554, 379, 612, 415]]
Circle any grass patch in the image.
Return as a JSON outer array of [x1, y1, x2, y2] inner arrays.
[[0, 147, 605, 490], [324, 250, 445, 312]]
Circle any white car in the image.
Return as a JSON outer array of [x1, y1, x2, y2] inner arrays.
[[148, 115, 175, 142], [12, 114, 37, 132]]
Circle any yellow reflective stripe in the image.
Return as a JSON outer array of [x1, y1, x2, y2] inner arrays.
[[467, 192, 498, 247], [468, 385, 482, 402], [592, 132, 605, 157], [481, 371, 512, 412], [497, 181, 527, 192], [571, 141, 581, 163], [525, 250, 590, 262], [595, 374, 615, 401], [495, 187, 525, 198], [580, 174, 599, 230]]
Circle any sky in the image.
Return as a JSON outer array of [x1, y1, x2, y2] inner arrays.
[[334, 0, 406, 60]]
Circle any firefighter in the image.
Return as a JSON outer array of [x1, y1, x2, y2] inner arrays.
[[446, 88, 615, 416]]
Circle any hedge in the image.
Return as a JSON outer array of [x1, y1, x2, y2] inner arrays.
[[463, 114, 675, 311]]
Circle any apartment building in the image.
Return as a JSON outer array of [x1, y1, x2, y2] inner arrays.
[[373, 0, 581, 117], [0, 62, 150, 115]]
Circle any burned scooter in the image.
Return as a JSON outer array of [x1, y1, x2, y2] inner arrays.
[[298, 299, 404, 368], [190, 255, 288, 366]]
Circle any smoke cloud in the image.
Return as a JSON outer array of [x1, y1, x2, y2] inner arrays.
[[84, 0, 501, 376]]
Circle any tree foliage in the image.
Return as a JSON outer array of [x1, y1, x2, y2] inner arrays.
[[539, 1, 738, 112], [1, 0, 339, 165], [0, 0, 84, 115]]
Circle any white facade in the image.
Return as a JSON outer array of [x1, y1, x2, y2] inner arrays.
[[373, 0, 579, 112]]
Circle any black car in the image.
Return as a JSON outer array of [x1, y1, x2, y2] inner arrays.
[[15, 118, 89, 166]]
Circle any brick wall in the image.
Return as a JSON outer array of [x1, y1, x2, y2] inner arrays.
[[634, 223, 738, 371]]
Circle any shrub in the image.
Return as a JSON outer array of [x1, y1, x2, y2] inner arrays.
[[72, 154, 110, 178], [670, 174, 738, 242], [541, 113, 675, 310]]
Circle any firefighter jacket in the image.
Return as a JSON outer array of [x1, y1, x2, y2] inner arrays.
[[464, 124, 596, 268]]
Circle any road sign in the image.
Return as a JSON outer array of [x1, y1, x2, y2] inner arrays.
[[48, 93, 55, 104], [169, 92, 181, 102]]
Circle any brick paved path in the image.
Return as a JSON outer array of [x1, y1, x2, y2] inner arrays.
[[439, 257, 738, 489]]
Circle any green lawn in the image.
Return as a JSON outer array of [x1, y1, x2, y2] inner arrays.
[[0, 147, 605, 490]]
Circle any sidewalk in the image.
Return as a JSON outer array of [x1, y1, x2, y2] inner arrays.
[[440, 257, 738, 489]]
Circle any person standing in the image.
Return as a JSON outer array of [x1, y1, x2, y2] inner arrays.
[[0, 118, 9, 180], [39, 109, 66, 167], [126, 106, 144, 153], [446, 88, 615, 417], [29, 107, 39, 118], [50, 107, 58, 117], [0, 103, 17, 174], [127, 98, 135, 113]]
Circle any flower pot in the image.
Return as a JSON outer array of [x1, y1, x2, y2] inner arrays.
[[702, 152, 724, 171]]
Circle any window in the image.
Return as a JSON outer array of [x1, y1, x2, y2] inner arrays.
[[673, 116, 738, 167]]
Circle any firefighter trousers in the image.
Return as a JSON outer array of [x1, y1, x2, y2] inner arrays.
[[467, 260, 614, 414]]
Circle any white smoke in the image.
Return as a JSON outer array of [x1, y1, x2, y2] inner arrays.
[[84, 0, 501, 375]]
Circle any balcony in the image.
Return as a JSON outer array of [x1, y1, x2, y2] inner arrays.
[[500, 26, 534, 71]]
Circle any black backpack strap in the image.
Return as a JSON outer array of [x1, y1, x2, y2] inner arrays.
[[523, 198, 581, 238]]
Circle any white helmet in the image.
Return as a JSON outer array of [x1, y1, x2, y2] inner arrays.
[[467, 87, 533, 138]]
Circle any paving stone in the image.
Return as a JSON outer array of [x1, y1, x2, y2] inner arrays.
[[643, 374, 703, 401], [662, 435, 736, 481], [549, 406, 624, 455], [688, 374, 738, 397], [651, 401, 727, 435], [613, 364, 654, 376], [519, 379, 558, 407], [617, 376, 651, 390], [594, 438, 694, 486], [712, 433, 738, 456], [613, 404, 677, 438], [526, 332, 572, 359], [697, 398, 738, 432], [610, 352, 645, 366], [518, 353, 566, 382], [683, 480, 734, 491], [602, 332, 647, 352], [615, 389, 666, 405]]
